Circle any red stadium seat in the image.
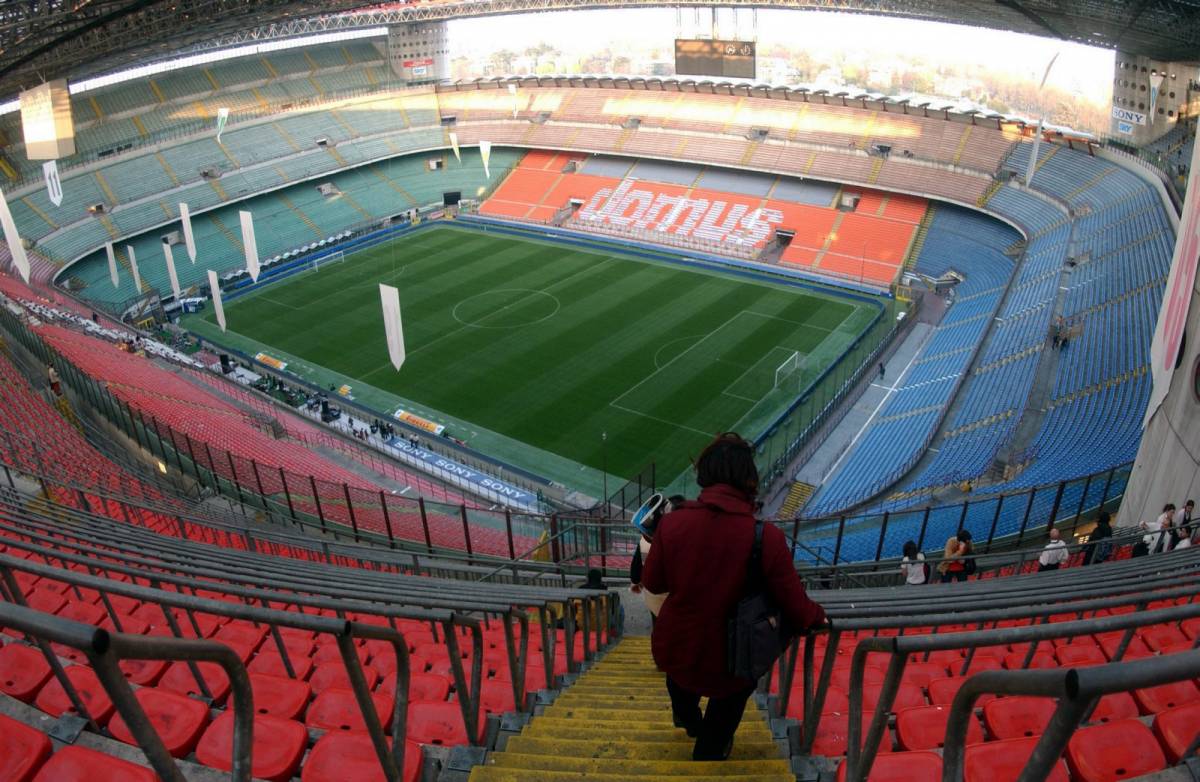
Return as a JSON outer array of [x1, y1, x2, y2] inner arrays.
[[982, 696, 1056, 739], [32, 745, 158, 782], [862, 681, 925, 712], [479, 678, 517, 714], [836, 751, 941, 782], [0, 643, 52, 702], [1139, 624, 1189, 652], [1002, 650, 1056, 670], [1134, 679, 1200, 714], [903, 662, 949, 689], [0, 713, 52, 782], [34, 665, 115, 724], [809, 711, 894, 757], [310, 662, 380, 695], [107, 687, 209, 758], [307, 687, 395, 733], [313, 642, 371, 667], [927, 677, 996, 708], [118, 658, 168, 686], [243, 673, 311, 720], [1066, 719, 1166, 781], [408, 700, 480, 746], [1152, 701, 1200, 762], [159, 660, 232, 703], [1089, 692, 1139, 723], [301, 731, 421, 782], [965, 736, 1071, 782], [1054, 645, 1107, 667], [213, 622, 268, 651], [247, 649, 315, 681], [196, 710, 308, 782], [394, 672, 452, 703], [895, 705, 984, 750], [786, 684, 849, 722]]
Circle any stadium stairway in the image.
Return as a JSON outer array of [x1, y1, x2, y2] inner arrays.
[[468, 636, 793, 781], [779, 482, 815, 518]]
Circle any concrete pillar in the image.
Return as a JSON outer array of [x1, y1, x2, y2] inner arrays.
[[387, 21, 450, 84]]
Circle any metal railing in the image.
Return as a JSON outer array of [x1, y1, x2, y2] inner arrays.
[[771, 546, 1200, 780], [0, 598, 254, 782]]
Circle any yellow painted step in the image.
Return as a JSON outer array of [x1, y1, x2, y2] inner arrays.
[[484, 754, 792, 777], [541, 705, 765, 725], [472, 769, 794, 782], [500, 736, 781, 761], [523, 720, 772, 742]]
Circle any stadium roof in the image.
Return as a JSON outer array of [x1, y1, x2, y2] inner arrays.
[[1, 0, 1198, 100]]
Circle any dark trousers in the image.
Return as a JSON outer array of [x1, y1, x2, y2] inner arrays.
[[666, 677, 754, 760], [1038, 562, 1060, 572]]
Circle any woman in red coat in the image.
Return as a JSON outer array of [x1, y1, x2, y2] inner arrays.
[[642, 432, 826, 761]]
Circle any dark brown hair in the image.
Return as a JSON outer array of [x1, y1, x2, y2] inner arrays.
[[695, 432, 759, 498]]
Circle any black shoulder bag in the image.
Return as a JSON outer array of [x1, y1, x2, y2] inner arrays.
[[726, 520, 786, 681]]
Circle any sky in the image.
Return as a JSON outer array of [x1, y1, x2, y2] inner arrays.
[[449, 9, 1115, 106]]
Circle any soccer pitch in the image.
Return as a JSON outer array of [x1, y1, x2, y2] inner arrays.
[[187, 224, 881, 489]]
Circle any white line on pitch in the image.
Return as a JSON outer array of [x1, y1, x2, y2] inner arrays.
[[819, 345, 924, 485]]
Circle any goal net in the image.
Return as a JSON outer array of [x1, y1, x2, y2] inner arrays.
[[773, 350, 804, 391], [311, 249, 345, 273]]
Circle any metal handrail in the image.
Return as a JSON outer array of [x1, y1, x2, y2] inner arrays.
[[842, 598, 1200, 781], [0, 598, 254, 782], [941, 648, 1200, 782]]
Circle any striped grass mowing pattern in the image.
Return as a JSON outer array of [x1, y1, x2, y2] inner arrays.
[[204, 225, 877, 481]]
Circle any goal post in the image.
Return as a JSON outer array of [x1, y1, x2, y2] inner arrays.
[[773, 350, 803, 391], [311, 249, 345, 273]]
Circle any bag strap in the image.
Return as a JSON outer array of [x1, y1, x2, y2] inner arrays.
[[743, 519, 766, 595]]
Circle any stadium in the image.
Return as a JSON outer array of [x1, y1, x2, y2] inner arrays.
[[0, 0, 1196, 780]]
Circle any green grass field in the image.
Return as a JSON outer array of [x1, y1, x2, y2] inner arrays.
[[186, 224, 879, 490]]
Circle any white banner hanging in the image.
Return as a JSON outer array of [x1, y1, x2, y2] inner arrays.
[[208, 270, 226, 332], [449, 131, 461, 163], [508, 83, 518, 118], [239, 210, 260, 282], [1146, 134, 1200, 425], [379, 283, 406, 371], [479, 140, 492, 179], [179, 202, 196, 262], [216, 107, 230, 143], [43, 160, 63, 207], [105, 242, 119, 288], [1025, 119, 1044, 187], [163, 242, 182, 301], [127, 245, 142, 293], [0, 188, 30, 284]]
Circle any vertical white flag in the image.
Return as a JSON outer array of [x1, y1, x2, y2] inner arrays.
[[449, 131, 461, 163], [239, 210, 260, 282], [480, 140, 493, 179], [127, 245, 142, 293], [0, 188, 30, 284], [179, 202, 196, 262], [105, 242, 119, 288], [379, 283, 406, 371], [43, 161, 63, 207], [1146, 134, 1200, 425], [163, 242, 182, 301], [508, 83, 518, 118], [1025, 120, 1044, 187], [1149, 72, 1167, 120], [208, 270, 226, 332], [216, 107, 230, 143]]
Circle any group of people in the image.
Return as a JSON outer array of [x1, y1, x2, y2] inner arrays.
[[627, 433, 827, 762], [1139, 499, 1196, 554], [898, 530, 976, 585]]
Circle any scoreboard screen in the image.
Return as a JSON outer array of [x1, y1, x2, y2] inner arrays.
[[674, 39, 756, 79]]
